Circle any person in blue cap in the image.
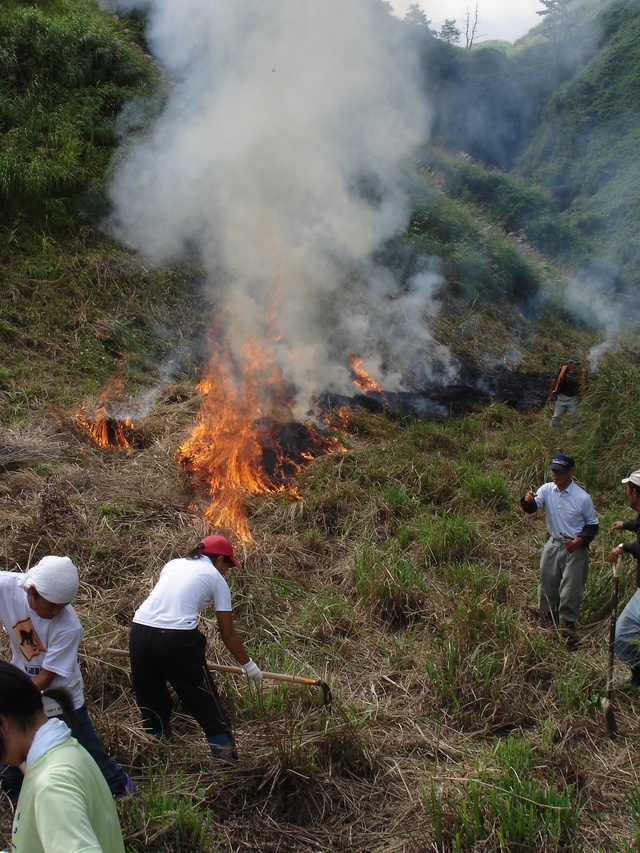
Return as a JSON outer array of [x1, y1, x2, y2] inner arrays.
[[521, 454, 599, 634]]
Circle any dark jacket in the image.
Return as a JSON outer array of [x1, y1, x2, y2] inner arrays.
[[620, 515, 640, 588], [549, 364, 586, 401]]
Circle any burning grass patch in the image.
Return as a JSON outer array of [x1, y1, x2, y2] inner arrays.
[[3, 357, 640, 850]]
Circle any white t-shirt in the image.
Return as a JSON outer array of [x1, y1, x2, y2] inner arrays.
[[132, 555, 232, 630], [0, 572, 85, 709]]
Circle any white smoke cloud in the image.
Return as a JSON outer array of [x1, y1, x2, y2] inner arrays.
[[563, 270, 631, 370], [102, 0, 444, 417]]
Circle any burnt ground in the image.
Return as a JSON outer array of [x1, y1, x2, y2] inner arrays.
[[323, 365, 552, 421]]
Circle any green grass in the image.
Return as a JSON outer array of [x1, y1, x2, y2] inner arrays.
[[0, 0, 151, 227], [423, 734, 584, 851]]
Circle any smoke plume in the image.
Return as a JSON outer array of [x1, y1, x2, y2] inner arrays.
[[101, 0, 445, 418]]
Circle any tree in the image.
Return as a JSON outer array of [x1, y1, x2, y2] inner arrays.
[[439, 19, 461, 45], [536, 0, 571, 39], [465, 3, 484, 49], [404, 3, 430, 28], [536, 0, 571, 19]]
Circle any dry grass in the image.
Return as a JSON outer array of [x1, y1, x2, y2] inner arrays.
[[1, 382, 639, 852]]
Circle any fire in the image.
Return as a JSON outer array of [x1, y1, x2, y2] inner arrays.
[[177, 334, 340, 543], [350, 354, 383, 393], [75, 364, 134, 450]]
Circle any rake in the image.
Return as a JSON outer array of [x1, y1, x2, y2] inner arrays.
[[601, 554, 622, 735], [103, 646, 332, 707]]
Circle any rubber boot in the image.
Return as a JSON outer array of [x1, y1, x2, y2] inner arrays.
[[207, 733, 238, 762]]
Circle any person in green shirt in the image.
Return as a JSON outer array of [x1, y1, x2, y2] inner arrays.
[[0, 660, 125, 853]]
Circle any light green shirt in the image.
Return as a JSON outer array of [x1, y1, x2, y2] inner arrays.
[[11, 736, 125, 853]]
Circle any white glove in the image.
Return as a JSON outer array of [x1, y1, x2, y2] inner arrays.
[[241, 658, 262, 681]]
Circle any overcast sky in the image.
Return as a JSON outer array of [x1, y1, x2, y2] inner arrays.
[[389, 0, 542, 43]]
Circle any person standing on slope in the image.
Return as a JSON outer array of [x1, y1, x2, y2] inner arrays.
[[0, 660, 126, 853], [609, 469, 640, 687], [548, 354, 586, 429], [129, 535, 262, 760], [521, 454, 599, 635]]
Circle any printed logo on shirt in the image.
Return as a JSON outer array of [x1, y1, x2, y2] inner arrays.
[[12, 617, 45, 661]]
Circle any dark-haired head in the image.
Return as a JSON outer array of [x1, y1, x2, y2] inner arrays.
[[0, 660, 44, 761], [185, 544, 235, 576], [0, 660, 75, 762], [186, 543, 207, 560]]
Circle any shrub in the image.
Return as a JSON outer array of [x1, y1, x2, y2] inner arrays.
[[0, 0, 151, 225]]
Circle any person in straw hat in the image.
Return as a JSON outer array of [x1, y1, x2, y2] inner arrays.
[[610, 469, 640, 687], [0, 555, 135, 803], [129, 535, 262, 761]]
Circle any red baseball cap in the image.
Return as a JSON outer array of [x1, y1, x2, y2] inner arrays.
[[199, 535, 242, 568]]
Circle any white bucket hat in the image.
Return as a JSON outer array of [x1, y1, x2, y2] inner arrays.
[[17, 555, 79, 604]]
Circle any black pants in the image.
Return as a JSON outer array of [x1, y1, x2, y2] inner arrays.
[[129, 622, 232, 740]]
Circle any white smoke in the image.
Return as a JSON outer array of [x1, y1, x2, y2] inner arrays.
[[563, 270, 630, 371], [101, 0, 445, 417]]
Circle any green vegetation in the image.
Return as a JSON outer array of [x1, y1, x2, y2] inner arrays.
[[3, 0, 640, 850], [518, 1, 640, 283], [0, 0, 150, 227]]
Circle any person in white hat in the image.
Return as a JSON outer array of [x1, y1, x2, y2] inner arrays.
[[0, 556, 135, 803], [129, 535, 262, 761], [609, 470, 640, 686]]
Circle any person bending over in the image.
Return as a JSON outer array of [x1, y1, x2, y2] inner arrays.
[[129, 535, 262, 760]]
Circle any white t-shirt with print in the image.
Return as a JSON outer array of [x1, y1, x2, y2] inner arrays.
[[132, 555, 232, 630], [0, 572, 85, 709]]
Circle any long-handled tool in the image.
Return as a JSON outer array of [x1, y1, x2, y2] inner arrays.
[[601, 554, 622, 735], [103, 647, 332, 707]]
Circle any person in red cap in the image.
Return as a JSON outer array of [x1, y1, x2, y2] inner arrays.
[[129, 535, 261, 760]]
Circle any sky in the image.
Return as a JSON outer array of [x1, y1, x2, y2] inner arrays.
[[389, 0, 542, 43]]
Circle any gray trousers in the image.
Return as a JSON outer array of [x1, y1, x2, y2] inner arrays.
[[538, 537, 589, 624], [549, 393, 579, 429]]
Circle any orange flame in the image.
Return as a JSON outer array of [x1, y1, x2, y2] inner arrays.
[[177, 334, 341, 543], [75, 364, 134, 450], [350, 354, 383, 392]]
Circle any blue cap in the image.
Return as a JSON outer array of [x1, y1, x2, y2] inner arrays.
[[550, 454, 575, 472]]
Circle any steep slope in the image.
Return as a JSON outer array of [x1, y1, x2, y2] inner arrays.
[[517, 0, 640, 287]]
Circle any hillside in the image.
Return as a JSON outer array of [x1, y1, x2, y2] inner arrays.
[[2, 1, 640, 852], [419, 0, 640, 289]]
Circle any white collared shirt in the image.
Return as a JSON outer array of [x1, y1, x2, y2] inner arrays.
[[533, 480, 598, 539]]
